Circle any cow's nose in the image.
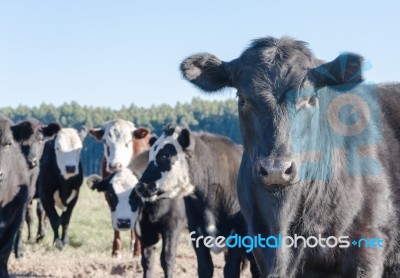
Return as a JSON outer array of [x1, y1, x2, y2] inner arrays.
[[109, 162, 122, 172], [256, 158, 297, 186], [117, 218, 131, 229], [135, 182, 146, 195], [28, 158, 37, 168], [66, 165, 76, 174]]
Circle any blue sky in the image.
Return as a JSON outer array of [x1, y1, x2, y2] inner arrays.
[[0, 1, 399, 109]]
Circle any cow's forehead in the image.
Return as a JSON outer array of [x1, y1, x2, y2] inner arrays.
[[104, 120, 135, 142], [110, 169, 138, 194], [55, 128, 82, 149]]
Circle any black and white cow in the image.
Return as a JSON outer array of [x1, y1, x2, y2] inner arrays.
[[11, 118, 61, 258], [136, 125, 259, 278], [38, 127, 87, 249], [88, 149, 187, 278], [0, 115, 29, 278]]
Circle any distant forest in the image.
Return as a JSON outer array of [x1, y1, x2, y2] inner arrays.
[[0, 98, 241, 175]]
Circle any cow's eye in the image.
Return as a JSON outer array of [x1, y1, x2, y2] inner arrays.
[[308, 96, 318, 106], [238, 96, 246, 107]]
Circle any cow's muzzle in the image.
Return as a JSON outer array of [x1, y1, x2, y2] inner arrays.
[[116, 218, 131, 230], [65, 165, 76, 174], [27, 157, 38, 169], [254, 157, 297, 187]]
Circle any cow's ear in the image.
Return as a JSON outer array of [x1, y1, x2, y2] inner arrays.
[[86, 174, 109, 192], [149, 136, 158, 147], [11, 122, 33, 142], [42, 123, 61, 138], [133, 128, 150, 140], [180, 53, 233, 92], [89, 128, 105, 141], [178, 128, 194, 152], [310, 53, 364, 89], [78, 126, 88, 142]]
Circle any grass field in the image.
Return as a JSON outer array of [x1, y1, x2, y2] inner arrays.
[[8, 181, 251, 278]]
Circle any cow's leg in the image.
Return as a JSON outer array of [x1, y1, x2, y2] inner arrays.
[[223, 247, 243, 278], [36, 200, 46, 242], [130, 229, 141, 257], [190, 233, 213, 278], [160, 220, 183, 278], [25, 201, 34, 243], [112, 230, 123, 258], [60, 198, 78, 248], [140, 226, 159, 278], [184, 198, 214, 278], [13, 226, 24, 258], [40, 197, 61, 249], [0, 185, 28, 277]]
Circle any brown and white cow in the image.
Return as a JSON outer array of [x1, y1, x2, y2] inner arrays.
[[89, 119, 151, 258]]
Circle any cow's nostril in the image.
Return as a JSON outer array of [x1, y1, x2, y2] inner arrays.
[[259, 165, 268, 177], [285, 163, 293, 175]]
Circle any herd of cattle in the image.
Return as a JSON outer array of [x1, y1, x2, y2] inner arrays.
[[1, 36, 400, 278]]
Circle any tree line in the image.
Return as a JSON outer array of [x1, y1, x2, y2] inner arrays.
[[0, 98, 241, 175]]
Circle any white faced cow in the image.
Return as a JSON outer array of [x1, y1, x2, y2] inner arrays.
[[38, 127, 87, 250], [89, 119, 151, 258]]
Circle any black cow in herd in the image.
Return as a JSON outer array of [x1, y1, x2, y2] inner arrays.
[[181, 36, 400, 277], [11, 119, 61, 258], [136, 125, 259, 278], [38, 127, 87, 250], [0, 115, 29, 278]]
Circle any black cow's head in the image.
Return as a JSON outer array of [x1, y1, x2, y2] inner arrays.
[[86, 168, 140, 231], [11, 119, 61, 169], [181, 36, 364, 189], [135, 124, 195, 202]]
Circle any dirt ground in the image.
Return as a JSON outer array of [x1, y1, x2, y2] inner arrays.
[[8, 235, 252, 278]]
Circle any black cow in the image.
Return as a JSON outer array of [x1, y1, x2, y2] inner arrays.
[[181, 36, 400, 277], [88, 150, 186, 278], [11, 118, 61, 258], [38, 127, 87, 249], [0, 115, 29, 277], [136, 125, 259, 278]]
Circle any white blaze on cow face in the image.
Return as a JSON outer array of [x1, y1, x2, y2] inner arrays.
[[145, 128, 194, 200], [55, 128, 83, 180], [102, 120, 135, 172], [109, 168, 139, 231]]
